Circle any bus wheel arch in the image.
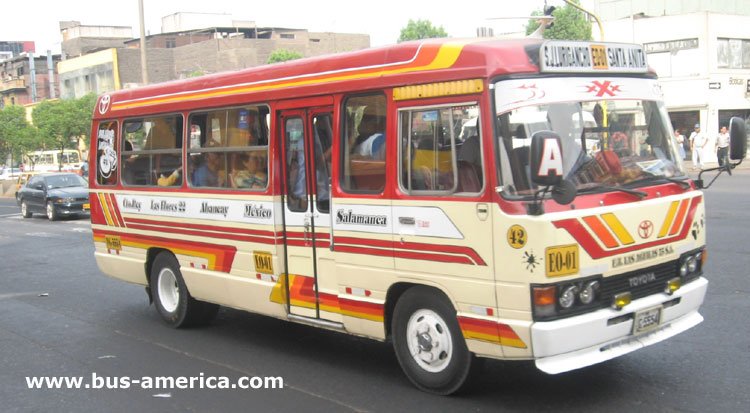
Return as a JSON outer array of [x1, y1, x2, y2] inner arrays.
[[389, 284, 474, 395], [148, 249, 218, 328]]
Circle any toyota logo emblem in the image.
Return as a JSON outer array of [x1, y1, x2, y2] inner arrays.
[[638, 220, 654, 239], [98, 95, 111, 115]]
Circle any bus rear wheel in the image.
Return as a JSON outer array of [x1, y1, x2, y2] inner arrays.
[[150, 252, 218, 328], [392, 286, 473, 395]]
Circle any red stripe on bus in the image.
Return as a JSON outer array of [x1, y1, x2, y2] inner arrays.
[[107, 193, 125, 227], [335, 236, 486, 266], [125, 217, 277, 238], [125, 223, 278, 245], [92, 229, 237, 272], [553, 196, 702, 259], [339, 297, 384, 317]]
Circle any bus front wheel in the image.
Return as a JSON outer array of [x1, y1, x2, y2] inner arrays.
[[392, 286, 473, 395], [150, 252, 218, 328]]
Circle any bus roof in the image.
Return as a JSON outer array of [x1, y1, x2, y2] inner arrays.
[[94, 38, 650, 119], [94, 37, 542, 118]]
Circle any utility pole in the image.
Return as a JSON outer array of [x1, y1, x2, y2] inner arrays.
[[47, 50, 55, 99], [29, 53, 37, 102], [138, 0, 149, 85]]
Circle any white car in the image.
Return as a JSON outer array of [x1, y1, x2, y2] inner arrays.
[[0, 168, 21, 180]]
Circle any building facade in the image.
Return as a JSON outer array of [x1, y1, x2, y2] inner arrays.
[[58, 14, 370, 99], [589, 0, 750, 162], [0, 52, 60, 108]]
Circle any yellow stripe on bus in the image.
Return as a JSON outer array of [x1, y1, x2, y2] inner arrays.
[[658, 201, 680, 238], [97, 193, 115, 226], [601, 213, 635, 245]]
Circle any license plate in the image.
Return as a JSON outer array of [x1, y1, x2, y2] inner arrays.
[[545, 245, 579, 277], [633, 306, 662, 334], [83, 203, 90, 210]]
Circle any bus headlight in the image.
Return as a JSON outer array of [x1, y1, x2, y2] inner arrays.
[[579, 280, 600, 305], [678, 248, 705, 281], [559, 285, 578, 309], [531, 276, 603, 321]]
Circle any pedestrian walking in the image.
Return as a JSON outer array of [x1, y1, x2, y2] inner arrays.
[[674, 128, 686, 160], [716, 125, 730, 167], [689, 124, 707, 170]]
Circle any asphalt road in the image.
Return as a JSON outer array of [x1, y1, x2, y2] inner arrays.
[[0, 170, 748, 412]]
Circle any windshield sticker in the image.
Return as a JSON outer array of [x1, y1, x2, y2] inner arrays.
[[584, 80, 621, 97], [97, 128, 117, 180]]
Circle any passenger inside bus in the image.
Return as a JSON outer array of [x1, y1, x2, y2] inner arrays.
[[230, 152, 267, 189], [157, 165, 182, 186], [351, 111, 385, 160], [192, 152, 226, 187]]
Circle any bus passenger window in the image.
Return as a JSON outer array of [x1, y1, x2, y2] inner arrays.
[[341, 94, 386, 192], [187, 105, 269, 190], [121, 116, 183, 186], [399, 104, 483, 195]]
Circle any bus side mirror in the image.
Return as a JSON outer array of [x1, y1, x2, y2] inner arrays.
[[728, 116, 747, 161], [530, 131, 564, 187]]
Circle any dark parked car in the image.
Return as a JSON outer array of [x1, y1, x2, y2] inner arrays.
[[16, 173, 90, 221]]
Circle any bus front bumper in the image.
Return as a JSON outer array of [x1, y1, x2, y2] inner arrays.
[[531, 276, 707, 375]]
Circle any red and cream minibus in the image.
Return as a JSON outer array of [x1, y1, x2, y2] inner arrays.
[[89, 38, 746, 394]]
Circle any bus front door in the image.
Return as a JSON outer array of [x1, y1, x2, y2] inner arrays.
[[280, 108, 340, 323]]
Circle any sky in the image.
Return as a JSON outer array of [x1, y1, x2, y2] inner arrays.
[[2, 0, 551, 54]]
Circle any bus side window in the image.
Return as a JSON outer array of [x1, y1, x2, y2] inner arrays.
[[121, 116, 183, 186], [341, 94, 386, 192], [399, 104, 482, 195], [187, 105, 270, 190]]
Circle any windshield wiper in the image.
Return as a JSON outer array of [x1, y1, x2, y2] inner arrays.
[[634, 172, 692, 189], [583, 184, 648, 199], [658, 176, 691, 189]]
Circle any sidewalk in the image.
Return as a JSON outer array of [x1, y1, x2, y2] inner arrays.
[[1, 180, 16, 198]]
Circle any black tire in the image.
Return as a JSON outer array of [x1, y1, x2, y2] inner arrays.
[[392, 286, 473, 395], [20, 200, 32, 218], [46, 201, 58, 221], [150, 252, 219, 328]]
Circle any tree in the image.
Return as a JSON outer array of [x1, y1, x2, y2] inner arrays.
[[0, 105, 36, 167], [526, 1, 593, 41], [398, 19, 448, 43], [267, 49, 303, 64], [32, 94, 96, 171]]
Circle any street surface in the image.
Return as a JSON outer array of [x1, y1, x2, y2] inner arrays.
[[0, 170, 748, 412]]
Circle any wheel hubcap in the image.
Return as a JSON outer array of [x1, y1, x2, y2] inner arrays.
[[21, 203, 27, 216], [46, 203, 53, 218], [157, 268, 180, 313], [406, 309, 453, 373]]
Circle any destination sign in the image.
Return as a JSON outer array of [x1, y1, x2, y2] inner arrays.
[[540, 41, 648, 73]]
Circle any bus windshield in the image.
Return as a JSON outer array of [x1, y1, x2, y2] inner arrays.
[[494, 81, 685, 198]]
